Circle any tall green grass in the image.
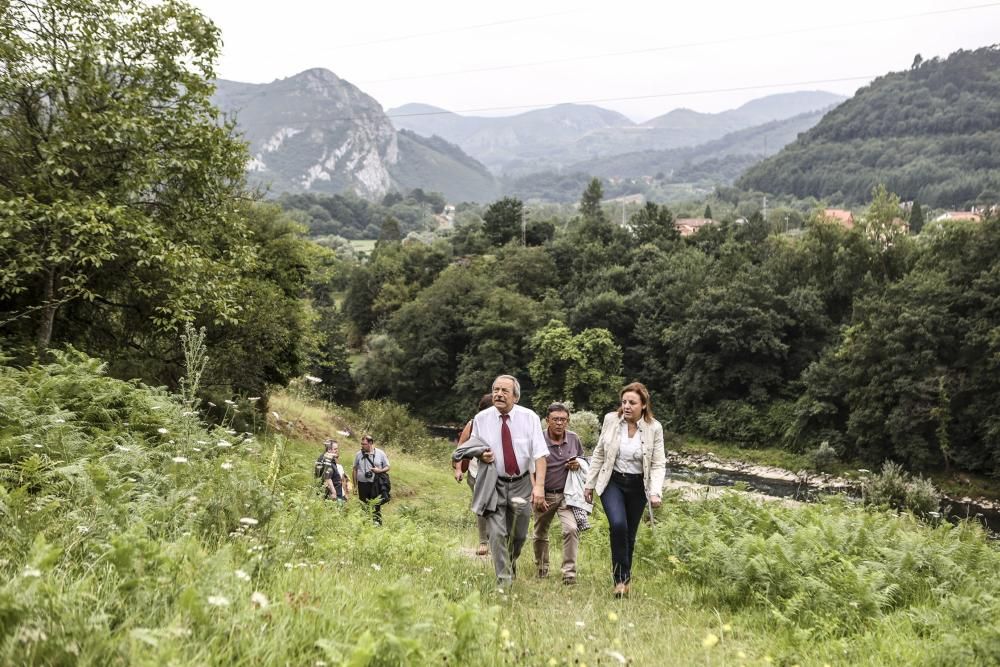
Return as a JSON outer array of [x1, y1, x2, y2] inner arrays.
[[2, 351, 999, 665]]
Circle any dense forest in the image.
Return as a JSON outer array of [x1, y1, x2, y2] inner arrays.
[[340, 180, 1000, 475], [739, 45, 1000, 208], [278, 189, 447, 241]]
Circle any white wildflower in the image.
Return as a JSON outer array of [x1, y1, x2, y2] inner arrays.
[[575, 621, 585, 628], [22, 567, 42, 578], [192, 447, 201, 452], [115, 445, 131, 452], [221, 462, 234, 470], [248, 396, 260, 402], [207, 595, 230, 607], [235, 569, 251, 581], [54, 418, 65, 423], [77, 525, 90, 534], [284, 562, 293, 570], [217, 440, 231, 448], [172, 456, 188, 464], [157, 428, 169, 434], [182, 411, 194, 417], [371, 564, 382, 571], [604, 650, 627, 665], [239, 517, 259, 526], [197, 440, 208, 445], [250, 591, 269, 609], [304, 375, 322, 384], [422, 566, 433, 573], [34, 444, 43, 448], [226, 429, 236, 435], [224, 399, 236, 405]]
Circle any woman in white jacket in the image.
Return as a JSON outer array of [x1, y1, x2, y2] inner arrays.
[[584, 382, 666, 598]]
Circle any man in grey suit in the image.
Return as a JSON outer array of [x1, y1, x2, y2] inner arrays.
[[471, 374, 548, 587]]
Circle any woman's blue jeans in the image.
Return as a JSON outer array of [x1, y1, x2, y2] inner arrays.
[[599, 471, 647, 585]]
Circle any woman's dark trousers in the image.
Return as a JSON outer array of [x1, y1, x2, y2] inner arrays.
[[600, 472, 647, 585]]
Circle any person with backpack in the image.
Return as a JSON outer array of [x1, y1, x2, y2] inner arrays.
[[353, 435, 390, 525], [315, 439, 345, 501]]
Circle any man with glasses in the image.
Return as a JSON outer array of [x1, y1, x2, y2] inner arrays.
[[532, 403, 585, 585], [353, 435, 390, 525], [471, 374, 548, 587]]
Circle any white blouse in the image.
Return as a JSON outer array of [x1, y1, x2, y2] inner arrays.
[[614, 423, 644, 474]]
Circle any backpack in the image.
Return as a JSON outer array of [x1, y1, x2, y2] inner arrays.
[[314, 454, 326, 479]]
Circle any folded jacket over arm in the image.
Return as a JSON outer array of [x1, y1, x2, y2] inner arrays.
[[453, 435, 499, 516]]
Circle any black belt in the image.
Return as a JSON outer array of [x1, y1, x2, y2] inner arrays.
[[497, 472, 528, 482], [611, 471, 642, 479], [544, 488, 563, 494]]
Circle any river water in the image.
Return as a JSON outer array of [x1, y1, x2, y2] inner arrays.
[[431, 425, 999, 537], [669, 464, 1000, 538]]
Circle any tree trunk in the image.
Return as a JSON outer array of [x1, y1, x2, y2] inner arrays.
[[36, 267, 57, 359]]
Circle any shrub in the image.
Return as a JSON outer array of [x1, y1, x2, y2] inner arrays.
[[862, 461, 941, 516], [569, 410, 600, 451], [356, 398, 441, 457], [810, 440, 839, 471]]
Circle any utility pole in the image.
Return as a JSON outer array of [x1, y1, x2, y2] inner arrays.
[[622, 198, 626, 227], [521, 206, 526, 246], [762, 195, 768, 223]]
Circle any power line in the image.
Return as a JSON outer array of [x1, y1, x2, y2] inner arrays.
[[355, 2, 1000, 85], [326, 7, 585, 50]]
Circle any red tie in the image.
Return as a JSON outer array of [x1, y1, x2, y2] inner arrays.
[[501, 414, 520, 475]]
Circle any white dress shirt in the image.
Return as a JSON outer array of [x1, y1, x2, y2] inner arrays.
[[471, 404, 548, 476]]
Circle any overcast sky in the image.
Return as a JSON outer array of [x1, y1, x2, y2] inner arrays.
[[186, 0, 1000, 123]]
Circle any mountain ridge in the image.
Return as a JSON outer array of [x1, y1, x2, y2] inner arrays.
[[212, 68, 498, 202], [389, 91, 845, 175]]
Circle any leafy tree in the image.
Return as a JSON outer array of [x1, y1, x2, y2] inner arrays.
[[528, 320, 623, 412], [524, 218, 556, 246], [629, 202, 679, 247], [909, 201, 925, 234], [0, 0, 252, 357], [341, 241, 450, 342], [381, 191, 404, 207], [377, 217, 402, 246], [580, 178, 606, 224], [482, 196, 523, 247]]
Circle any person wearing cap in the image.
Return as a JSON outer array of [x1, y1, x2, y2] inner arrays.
[[353, 435, 390, 524], [470, 374, 548, 587], [532, 402, 585, 585]]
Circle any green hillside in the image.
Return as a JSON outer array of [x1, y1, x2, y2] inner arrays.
[[738, 45, 1000, 207], [3, 356, 1000, 665], [390, 130, 499, 203]]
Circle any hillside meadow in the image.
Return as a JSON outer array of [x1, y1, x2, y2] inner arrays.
[[2, 354, 1000, 666]]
